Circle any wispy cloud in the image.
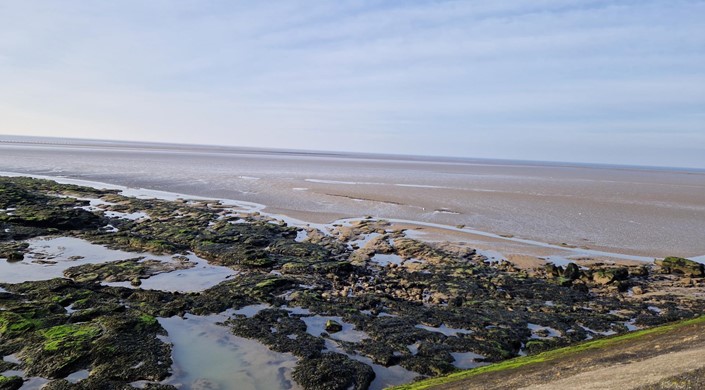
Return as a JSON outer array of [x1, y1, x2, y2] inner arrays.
[[0, 0, 703, 167]]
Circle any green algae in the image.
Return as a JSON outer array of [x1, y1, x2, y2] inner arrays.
[[0, 312, 43, 337], [40, 323, 102, 352]]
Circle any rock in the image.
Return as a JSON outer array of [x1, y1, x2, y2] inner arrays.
[[629, 266, 649, 277], [544, 263, 562, 278], [632, 286, 644, 295], [325, 320, 343, 333], [292, 352, 375, 390], [0, 375, 23, 390], [0, 242, 29, 263], [592, 271, 613, 285], [4, 251, 24, 262], [592, 267, 629, 285], [655, 257, 704, 277], [563, 263, 581, 281]]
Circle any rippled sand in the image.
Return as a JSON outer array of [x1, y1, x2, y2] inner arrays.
[[1, 138, 703, 259]]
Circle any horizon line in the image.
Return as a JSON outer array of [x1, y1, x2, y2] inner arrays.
[[1, 133, 703, 173]]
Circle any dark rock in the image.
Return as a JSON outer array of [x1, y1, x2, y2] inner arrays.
[[0, 375, 23, 390], [563, 263, 581, 281], [544, 263, 562, 278], [325, 320, 343, 333], [292, 352, 375, 390], [4, 252, 23, 262]]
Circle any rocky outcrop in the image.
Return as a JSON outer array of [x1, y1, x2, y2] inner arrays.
[[655, 257, 704, 277]]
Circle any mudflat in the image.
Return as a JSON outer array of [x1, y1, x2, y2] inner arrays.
[[1, 138, 704, 262]]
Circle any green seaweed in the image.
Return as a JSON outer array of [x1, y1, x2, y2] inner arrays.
[[40, 323, 101, 352], [0, 312, 42, 337]]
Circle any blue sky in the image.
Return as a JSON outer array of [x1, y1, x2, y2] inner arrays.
[[1, 1, 704, 168]]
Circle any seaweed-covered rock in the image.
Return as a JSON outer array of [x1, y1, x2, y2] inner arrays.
[[292, 352, 375, 390], [0, 375, 23, 390], [656, 257, 704, 277], [63, 257, 194, 284], [563, 263, 582, 281], [592, 267, 629, 285]]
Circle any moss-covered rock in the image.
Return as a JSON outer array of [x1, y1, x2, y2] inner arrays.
[[656, 257, 704, 277], [0, 375, 23, 390]]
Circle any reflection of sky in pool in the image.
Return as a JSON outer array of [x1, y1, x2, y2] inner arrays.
[[158, 314, 300, 390]]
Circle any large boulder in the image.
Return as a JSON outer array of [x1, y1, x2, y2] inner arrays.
[[655, 257, 704, 277]]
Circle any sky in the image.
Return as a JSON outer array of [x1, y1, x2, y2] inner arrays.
[[0, 1, 704, 168]]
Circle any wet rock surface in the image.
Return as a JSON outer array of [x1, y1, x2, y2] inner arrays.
[[1, 176, 705, 389], [656, 257, 704, 277]]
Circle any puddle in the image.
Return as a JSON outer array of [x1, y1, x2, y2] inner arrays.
[[64, 303, 79, 314], [648, 306, 662, 314], [300, 316, 369, 342], [477, 249, 507, 262], [283, 307, 312, 316], [233, 304, 272, 318], [294, 230, 308, 243], [158, 314, 300, 390], [624, 318, 639, 331], [105, 210, 150, 221], [579, 324, 616, 339], [528, 323, 562, 339], [0, 236, 172, 284], [104, 254, 237, 293], [0, 236, 235, 292], [66, 369, 90, 383], [450, 351, 486, 369], [415, 324, 473, 337], [2, 354, 21, 365], [349, 233, 381, 248], [370, 254, 405, 266]]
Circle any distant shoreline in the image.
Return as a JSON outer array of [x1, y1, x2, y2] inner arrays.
[[2, 134, 703, 173]]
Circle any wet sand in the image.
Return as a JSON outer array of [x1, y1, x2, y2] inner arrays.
[[1, 137, 704, 261]]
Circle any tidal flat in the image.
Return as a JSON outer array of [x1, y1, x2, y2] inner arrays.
[[1, 176, 705, 390], [1, 139, 704, 260]]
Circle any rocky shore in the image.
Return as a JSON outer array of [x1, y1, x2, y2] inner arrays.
[[1, 176, 704, 390]]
